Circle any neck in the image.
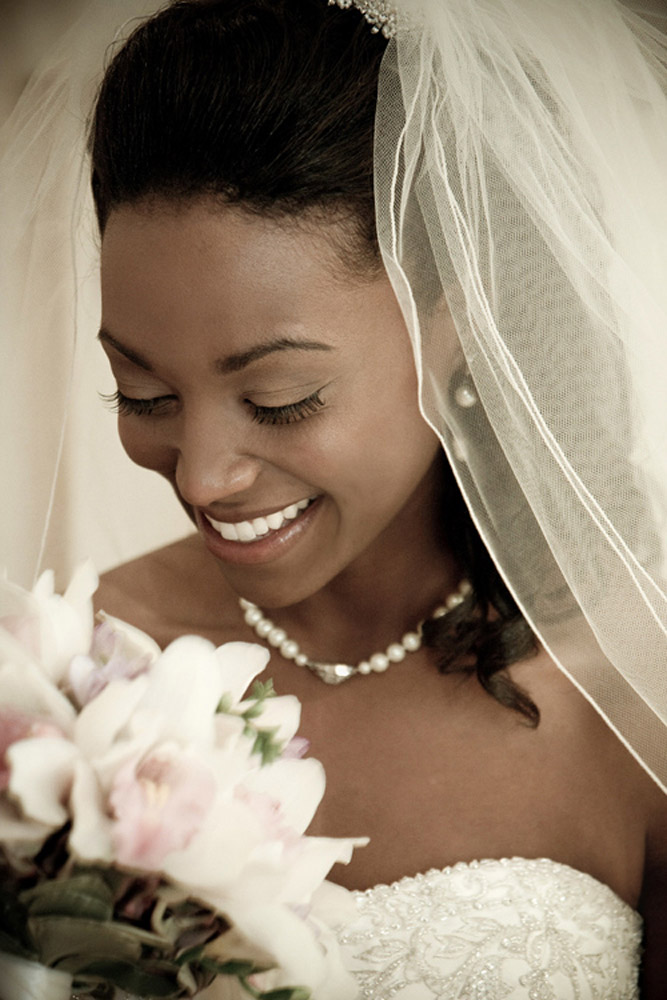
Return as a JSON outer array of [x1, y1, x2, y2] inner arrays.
[[261, 457, 459, 664]]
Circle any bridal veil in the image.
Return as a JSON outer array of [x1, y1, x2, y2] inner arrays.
[[2, 0, 667, 789]]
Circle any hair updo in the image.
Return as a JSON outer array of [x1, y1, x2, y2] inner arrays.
[[91, 0, 386, 267], [90, 0, 538, 721]]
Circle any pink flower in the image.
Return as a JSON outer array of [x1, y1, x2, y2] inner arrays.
[[0, 708, 64, 791], [109, 748, 217, 870]]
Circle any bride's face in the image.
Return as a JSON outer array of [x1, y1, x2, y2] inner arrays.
[[100, 199, 442, 606]]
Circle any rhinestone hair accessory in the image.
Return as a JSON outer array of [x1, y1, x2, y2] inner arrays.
[[328, 0, 398, 37]]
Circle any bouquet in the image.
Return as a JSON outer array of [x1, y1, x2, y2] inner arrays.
[[0, 563, 366, 1000]]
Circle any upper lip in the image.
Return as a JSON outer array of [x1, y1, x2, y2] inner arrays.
[[198, 498, 315, 526]]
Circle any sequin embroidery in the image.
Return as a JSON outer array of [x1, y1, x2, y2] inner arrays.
[[337, 858, 642, 999]]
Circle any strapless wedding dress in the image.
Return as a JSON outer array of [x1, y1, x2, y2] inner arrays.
[[338, 857, 642, 999], [70, 857, 641, 1000]]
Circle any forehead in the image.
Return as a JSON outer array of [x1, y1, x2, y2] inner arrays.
[[100, 198, 410, 365], [102, 198, 360, 288], [103, 201, 362, 319], [101, 204, 322, 355]]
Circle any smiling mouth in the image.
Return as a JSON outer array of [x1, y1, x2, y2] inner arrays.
[[203, 497, 315, 543]]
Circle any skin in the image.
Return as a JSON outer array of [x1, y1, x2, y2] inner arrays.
[[96, 197, 667, 991]]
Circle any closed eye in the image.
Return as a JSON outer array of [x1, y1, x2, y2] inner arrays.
[[246, 390, 326, 425], [100, 389, 176, 417]]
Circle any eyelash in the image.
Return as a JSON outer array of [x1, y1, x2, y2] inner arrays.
[[101, 389, 326, 424], [247, 390, 326, 425], [100, 390, 175, 418]]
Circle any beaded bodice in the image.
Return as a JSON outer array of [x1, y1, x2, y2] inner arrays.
[[337, 857, 642, 999], [98, 858, 642, 1000]]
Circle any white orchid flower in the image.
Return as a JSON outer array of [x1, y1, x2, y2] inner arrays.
[[0, 561, 97, 685], [68, 636, 271, 862], [0, 659, 77, 852], [0, 565, 366, 1000]]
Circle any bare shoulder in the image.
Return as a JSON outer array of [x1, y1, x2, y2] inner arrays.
[[513, 648, 660, 900], [521, 649, 667, 987], [95, 534, 239, 647], [512, 649, 635, 760], [519, 649, 662, 811], [514, 649, 646, 763]]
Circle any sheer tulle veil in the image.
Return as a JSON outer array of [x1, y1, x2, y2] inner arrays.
[[0, 0, 189, 589], [2, 0, 667, 789]]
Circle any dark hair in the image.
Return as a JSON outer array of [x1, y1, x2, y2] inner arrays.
[[90, 0, 539, 721], [91, 0, 385, 266]]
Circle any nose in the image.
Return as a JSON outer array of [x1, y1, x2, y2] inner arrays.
[[174, 419, 261, 509]]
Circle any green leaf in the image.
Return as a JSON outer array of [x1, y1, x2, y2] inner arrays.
[[0, 929, 36, 961], [174, 945, 204, 966], [200, 957, 266, 977], [71, 981, 116, 1000], [217, 693, 233, 714], [0, 888, 36, 957], [250, 679, 276, 702], [151, 892, 227, 952], [27, 914, 168, 970], [250, 727, 283, 765], [75, 959, 184, 998], [241, 703, 265, 721], [20, 873, 114, 921], [72, 863, 130, 896], [258, 989, 311, 1000], [175, 958, 209, 995]]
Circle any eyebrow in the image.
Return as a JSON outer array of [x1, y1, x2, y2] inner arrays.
[[215, 337, 333, 373], [98, 329, 154, 371], [97, 329, 333, 374]]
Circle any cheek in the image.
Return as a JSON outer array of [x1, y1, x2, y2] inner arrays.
[[360, 365, 436, 468], [118, 420, 175, 478], [301, 382, 439, 502], [357, 383, 440, 497], [360, 409, 440, 494]]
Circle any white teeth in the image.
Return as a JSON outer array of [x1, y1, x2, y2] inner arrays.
[[236, 521, 256, 542], [206, 498, 313, 544], [219, 521, 239, 542]]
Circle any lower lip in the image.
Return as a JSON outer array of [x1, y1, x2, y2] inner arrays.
[[195, 498, 322, 566]]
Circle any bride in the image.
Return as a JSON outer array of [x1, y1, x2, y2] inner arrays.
[[5, 0, 667, 995]]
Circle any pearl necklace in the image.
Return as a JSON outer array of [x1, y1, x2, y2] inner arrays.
[[238, 579, 471, 685]]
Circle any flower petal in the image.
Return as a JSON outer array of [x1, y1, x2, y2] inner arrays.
[[74, 674, 150, 759], [220, 901, 358, 1000], [240, 694, 302, 747], [109, 747, 217, 870], [213, 641, 270, 702], [138, 636, 233, 745], [160, 793, 265, 894], [0, 661, 75, 732], [0, 797, 53, 851], [62, 560, 99, 614], [68, 758, 114, 864], [95, 611, 162, 662], [8, 736, 79, 826], [242, 758, 325, 833], [68, 621, 155, 707], [0, 623, 39, 671], [32, 562, 98, 682]]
